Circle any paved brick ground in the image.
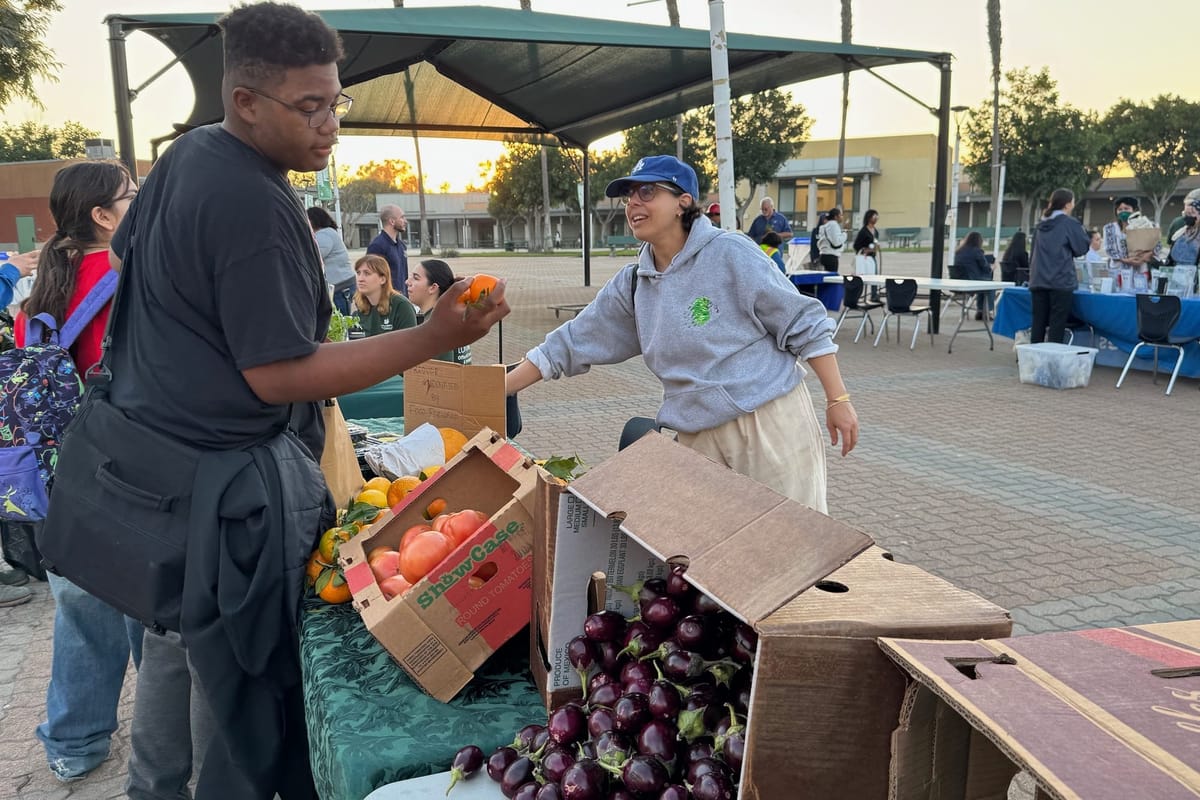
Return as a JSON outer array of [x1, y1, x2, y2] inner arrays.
[[2, 251, 1197, 799]]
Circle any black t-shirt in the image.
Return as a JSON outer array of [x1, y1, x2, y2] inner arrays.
[[110, 125, 331, 454]]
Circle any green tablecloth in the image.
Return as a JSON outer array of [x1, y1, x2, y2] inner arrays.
[[300, 599, 544, 800], [338, 374, 405, 421]]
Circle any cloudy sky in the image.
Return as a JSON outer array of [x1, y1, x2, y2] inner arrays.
[[9, 0, 1186, 189]]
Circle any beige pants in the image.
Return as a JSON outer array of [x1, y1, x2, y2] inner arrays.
[[676, 381, 827, 513]]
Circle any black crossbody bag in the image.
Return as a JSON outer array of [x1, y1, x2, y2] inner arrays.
[[39, 244, 207, 633]]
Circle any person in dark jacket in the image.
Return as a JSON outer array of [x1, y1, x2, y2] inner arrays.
[[1000, 230, 1030, 286], [952, 231, 994, 319], [1029, 188, 1090, 344]]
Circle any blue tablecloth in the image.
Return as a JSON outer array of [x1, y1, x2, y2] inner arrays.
[[993, 287, 1200, 378], [789, 272, 844, 311]]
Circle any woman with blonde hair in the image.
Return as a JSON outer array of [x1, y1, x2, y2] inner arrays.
[[352, 253, 416, 336]]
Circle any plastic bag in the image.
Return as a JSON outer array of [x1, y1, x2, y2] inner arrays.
[[363, 422, 446, 480]]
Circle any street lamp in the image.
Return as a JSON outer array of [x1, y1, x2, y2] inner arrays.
[[947, 105, 969, 253]]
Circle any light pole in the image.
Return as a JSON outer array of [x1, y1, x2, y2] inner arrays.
[[947, 105, 969, 253]]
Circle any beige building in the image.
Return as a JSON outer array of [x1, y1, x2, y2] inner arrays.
[[757, 133, 949, 239]]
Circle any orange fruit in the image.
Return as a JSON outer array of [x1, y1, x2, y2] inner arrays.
[[356, 488, 389, 508], [363, 476, 392, 495], [457, 274, 500, 307], [439, 428, 468, 461], [316, 569, 352, 604], [306, 551, 329, 587], [386, 475, 422, 507], [318, 526, 354, 563], [423, 496, 448, 520]]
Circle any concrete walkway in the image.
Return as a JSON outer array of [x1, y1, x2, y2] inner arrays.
[[2, 251, 1197, 799]]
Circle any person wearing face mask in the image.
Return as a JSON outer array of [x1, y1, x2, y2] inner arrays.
[[1102, 196, 1162, 276], [1167, 188, 1200, 243], [1167, 196, 1200, 268], [505, 155, 858, 513]]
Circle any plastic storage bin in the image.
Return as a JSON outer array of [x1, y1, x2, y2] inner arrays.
[[1016, 342, 1099, 389]]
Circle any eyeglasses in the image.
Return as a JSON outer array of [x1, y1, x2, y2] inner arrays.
[[619, 182, 683, 206], [243, 87, 354, 128]]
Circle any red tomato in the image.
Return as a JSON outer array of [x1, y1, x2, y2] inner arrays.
[[380, 575, 413, 600], [399, 530, 453, 584], [441, 509, 490, 548], [369, 549, 402, 582], [398, 523, 433, 555]]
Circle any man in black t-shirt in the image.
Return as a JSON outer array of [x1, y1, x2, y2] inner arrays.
[[107, 3, 508, 797]]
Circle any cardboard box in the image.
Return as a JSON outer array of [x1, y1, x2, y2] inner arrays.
[[403, 360, 506, 438], [340, 429, 541, 701], [529, 433, 1012, 798], [881, 620, 1200, 800]]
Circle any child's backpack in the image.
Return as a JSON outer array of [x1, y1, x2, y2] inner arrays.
[[0, 273, 117, 521]]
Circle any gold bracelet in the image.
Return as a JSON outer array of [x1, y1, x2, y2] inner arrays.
[[826, 399, 852, 410], [826, 393, 851, 406]]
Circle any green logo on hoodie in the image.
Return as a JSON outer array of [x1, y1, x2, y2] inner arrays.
[[689, 296, 713, 326]]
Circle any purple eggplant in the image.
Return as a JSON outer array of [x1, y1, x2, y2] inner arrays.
[[488, 746, 519, 782], [584, 610, 628, 644], [672, 614, 708, 651], [612, 692, 652, 735], [512, 783, 540, 800], [541, 746, 577, 784], [635, 719, 679, 766], [619, 754, 670, 797], [501, 756, 536, 798], [690, 770, 735, 800], [587, 681, 621, 709], [587, 706, 618, 738], [535, 784, 564, 800], [659, 785, 689, 800], [549, 703, 588, 746], [560, 758, 608, 800], [445, 744, 484, 795], [568, 635, 598, 688], [640, 595, 682, 630]]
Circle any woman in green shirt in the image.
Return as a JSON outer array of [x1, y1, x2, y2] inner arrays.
[[406, 258, 471, 364], [352, 254, 416, 336]]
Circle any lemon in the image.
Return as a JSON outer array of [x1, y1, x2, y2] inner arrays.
[[363, 476, 392, 495], [418, 465, 442, 481], [356, 488, 389, 508]]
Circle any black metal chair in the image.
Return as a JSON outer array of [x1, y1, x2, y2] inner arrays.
[[873, 279, 933, 350], [833, 276, 883, 342], [1115, 294, 1198, 396], [618, 417, 663, 450]]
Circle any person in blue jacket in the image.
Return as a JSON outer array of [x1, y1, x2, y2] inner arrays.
[[0, 250, 39, 309], [1029, 188, 1090, 344]]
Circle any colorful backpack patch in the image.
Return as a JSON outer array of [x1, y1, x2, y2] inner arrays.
[[0, 272, 116, 521]]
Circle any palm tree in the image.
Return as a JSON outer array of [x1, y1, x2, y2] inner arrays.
[[666, 0, 683, 160], [835, 0, 851, 216], [987, 0, 1002, 228], [390, 0, 433, 252]]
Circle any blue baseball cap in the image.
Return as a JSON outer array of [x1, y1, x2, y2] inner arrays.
[[605, 155, 699, 200]]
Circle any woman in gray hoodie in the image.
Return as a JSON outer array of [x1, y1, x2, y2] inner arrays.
[[505, 155, 857, 512]]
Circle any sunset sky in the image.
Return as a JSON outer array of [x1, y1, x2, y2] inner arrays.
[[9, 0, 1187, 189]]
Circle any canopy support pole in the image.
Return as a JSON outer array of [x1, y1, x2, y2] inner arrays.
[[109, 20, 137, 177], [582, 148, 592, 287], [708, 0, 735, 232], [929, 56, 952, 332]]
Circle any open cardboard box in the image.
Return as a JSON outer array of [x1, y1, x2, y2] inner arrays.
[[404, 360, 506, 438], [340, 429, 542, 701], [530, 433, 1012, 798], [881, 620, 1200, 800]]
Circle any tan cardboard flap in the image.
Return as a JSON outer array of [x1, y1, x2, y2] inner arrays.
[[881, 621, 1200, 800], [404, 361, 507, 437], [569, 433, 872, 624]]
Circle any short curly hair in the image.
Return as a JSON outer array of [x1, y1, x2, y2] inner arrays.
[[220, 2, 344, 85]]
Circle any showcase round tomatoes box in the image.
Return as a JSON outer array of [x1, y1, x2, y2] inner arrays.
[[339, 428, 546, 702]]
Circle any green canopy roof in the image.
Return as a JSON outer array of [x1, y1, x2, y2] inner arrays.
[[108, 5, 949, 149]]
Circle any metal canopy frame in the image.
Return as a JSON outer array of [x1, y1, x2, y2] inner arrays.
[[106, 6, 953, 298]]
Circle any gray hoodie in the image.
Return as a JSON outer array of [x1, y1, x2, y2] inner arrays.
[[526, 216, 837, 434]]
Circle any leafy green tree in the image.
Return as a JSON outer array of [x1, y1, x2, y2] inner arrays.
[[962, 67, 1105, 230], [584, 147, 637, 245], [338, 177, 391, 240], [486, 142, 577, 249], [623, 90, 812, 228], [0, 1, 61, 111], [1102, 95, 1200, 225], [0, 120, 97, 161]]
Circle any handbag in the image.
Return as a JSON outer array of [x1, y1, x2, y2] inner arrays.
[[854, 254, 877, 275], [38, 239, 212, 632], [320, 399, 363, 508]]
